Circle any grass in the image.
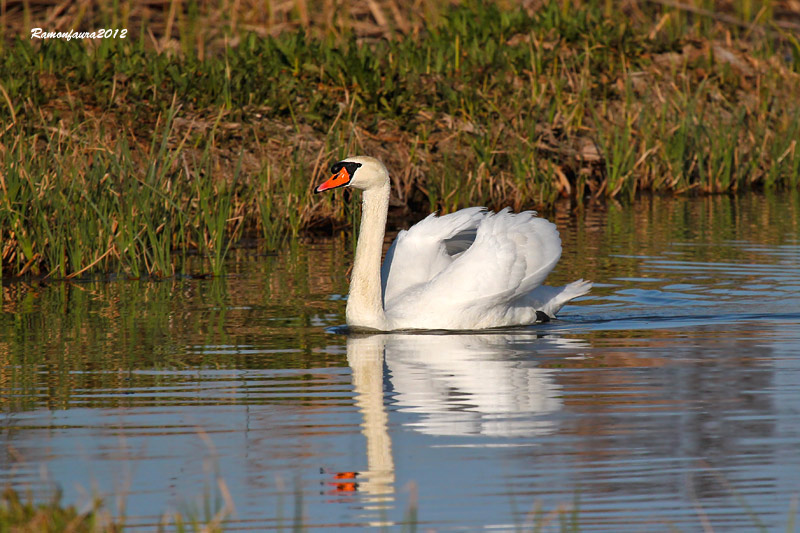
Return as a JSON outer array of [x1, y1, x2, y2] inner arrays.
[[0, 486, 234, 532], [2, 485, 796, 532], [1, 1, 800, 278], [0, 487, 117, 532]]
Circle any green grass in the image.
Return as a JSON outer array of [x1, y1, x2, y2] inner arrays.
[[0, 488, 118, 532], [0, 486, 235, 532], [1, 1, 800, 277], [2, 485, 796, 532]]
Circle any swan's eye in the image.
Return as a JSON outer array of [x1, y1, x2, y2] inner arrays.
[[330, 162, 362, 176]]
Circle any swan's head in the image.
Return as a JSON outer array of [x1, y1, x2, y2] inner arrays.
[[314, 156, 389, 193]]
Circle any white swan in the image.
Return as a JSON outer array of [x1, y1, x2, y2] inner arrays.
[[315, 156, 591, 331]]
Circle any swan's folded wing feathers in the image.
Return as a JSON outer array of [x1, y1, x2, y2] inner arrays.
[[455, 210, 561, 300], [381, 207, 486, 303], [390, 210, 563, 312], [443, 227, 478, 256]]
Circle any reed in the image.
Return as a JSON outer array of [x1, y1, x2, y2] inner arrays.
[[1, 1, 799, 277]]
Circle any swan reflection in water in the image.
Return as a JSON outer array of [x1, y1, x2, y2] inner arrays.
[[344, 331, 588, 523]]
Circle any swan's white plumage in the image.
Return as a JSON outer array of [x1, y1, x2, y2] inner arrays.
[[316, 155, 591, 331], [382, 208, 581, 330], [380, 206, 485, 305]]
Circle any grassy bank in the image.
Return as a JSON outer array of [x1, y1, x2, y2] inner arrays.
[[1, 1, 800, 277]]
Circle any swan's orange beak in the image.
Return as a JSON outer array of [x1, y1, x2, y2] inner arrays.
[[315, 167, 351, 193]]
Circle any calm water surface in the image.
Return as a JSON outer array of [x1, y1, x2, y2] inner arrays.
[[2, 194, 800, 531]]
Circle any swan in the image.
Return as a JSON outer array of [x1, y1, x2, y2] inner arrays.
[[315, 156, 591, 331]]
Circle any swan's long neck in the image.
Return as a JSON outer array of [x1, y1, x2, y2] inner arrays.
[[347, 183, 390, 330]]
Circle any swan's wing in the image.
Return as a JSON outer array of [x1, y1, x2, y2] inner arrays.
[[443, 226, 478, 257], [386, 210, 564, 327], [444, 209, 562, 303], [381, 207, 486, 304]]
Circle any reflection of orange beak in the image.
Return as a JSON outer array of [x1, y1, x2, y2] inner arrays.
[[326, 471, 359, 494], [331, 482, 358, 492], [315, 167, 351, 193]]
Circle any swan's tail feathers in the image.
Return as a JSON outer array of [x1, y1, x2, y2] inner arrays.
[[538, 279, 592, 317]]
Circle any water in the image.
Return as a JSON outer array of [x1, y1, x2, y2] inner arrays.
[[2, 193, 799, 531]]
